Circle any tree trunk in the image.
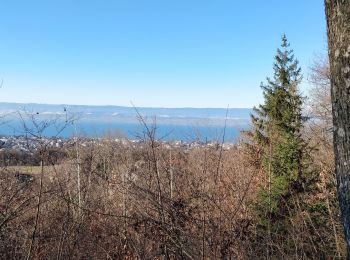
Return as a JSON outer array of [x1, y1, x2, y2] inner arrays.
[[325, 1, 350, 257]]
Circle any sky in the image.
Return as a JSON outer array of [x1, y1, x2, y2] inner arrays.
[[0, 0, 327, 108]]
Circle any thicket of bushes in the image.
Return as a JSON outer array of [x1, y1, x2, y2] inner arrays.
[[0, 38, 345, 259], [0, 125, 344, 259]]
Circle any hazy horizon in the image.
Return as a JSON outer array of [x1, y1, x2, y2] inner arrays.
[[0, 102, 250, 141], [0, 101, 252, 110]]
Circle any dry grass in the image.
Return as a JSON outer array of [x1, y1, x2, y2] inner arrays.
[[5, 165, 55, 175]]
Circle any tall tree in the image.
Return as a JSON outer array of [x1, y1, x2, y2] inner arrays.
[[250, 35, 307, 218], [325, 1, 350, 257]]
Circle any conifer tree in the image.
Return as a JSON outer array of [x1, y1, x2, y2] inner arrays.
[[251, 35, 308, 217]]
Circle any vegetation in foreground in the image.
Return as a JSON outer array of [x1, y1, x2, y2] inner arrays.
[[0, 37, 346, 259]]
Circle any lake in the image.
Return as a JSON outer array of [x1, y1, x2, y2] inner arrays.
[[0, 119, 245, 142]]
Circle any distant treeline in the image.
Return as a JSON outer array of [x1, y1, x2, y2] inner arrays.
[[0, 148, 67, 166]]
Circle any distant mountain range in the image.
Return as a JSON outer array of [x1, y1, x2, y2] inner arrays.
[[0, 102, 252, 140], [0, 102, 252, 127]]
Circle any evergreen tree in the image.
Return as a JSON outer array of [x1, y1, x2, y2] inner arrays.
[[250, 35, 308, 218]]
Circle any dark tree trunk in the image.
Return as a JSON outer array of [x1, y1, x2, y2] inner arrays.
[[325, 0, 350, 257]]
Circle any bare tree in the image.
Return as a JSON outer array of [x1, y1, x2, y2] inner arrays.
[[308, 55, 344, 257], [308, 55, 332, 128], [325, 1, 350, 257]]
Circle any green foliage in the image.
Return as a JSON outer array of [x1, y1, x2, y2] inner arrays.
[[250, 35, 309, 224], [309, 201, 328, 214], [255, 175, 290, 217]]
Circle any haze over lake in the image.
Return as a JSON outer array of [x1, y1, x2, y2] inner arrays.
[[0, 102, 251, 142]]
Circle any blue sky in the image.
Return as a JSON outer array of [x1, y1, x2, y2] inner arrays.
[[0, 0, 326, 108]]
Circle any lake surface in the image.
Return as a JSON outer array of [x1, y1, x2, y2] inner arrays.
[[0, 119, 245, 142], [0, 103, 252, 142]]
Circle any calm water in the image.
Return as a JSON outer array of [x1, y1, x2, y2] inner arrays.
[[0, 119, 244, 142]]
